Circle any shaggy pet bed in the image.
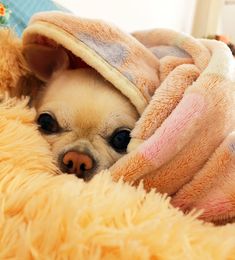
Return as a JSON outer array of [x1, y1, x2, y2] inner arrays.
[[1, 11, 235, 259]]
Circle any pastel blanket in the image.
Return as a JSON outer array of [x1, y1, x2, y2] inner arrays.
[[1, 11, 235, 258], [21, 11, 235, 224]]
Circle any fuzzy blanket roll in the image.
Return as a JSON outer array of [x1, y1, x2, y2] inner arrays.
[[1, 11, 235, 259]]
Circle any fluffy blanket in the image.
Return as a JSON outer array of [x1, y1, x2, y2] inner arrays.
[[1, 11, 235, 258], [22, 11, 235, 224]]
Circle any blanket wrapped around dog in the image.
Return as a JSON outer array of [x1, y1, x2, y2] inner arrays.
[[1, 11, 235, 258]]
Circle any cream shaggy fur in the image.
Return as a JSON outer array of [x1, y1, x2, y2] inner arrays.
[[1, 97, 235, 258]]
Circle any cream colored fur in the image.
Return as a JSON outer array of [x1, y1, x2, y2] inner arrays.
[[36, 68, 138, 177]]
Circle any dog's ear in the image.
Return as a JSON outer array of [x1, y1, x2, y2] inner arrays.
[[22, 44, 69, 82], [14, 74, 43, 106]]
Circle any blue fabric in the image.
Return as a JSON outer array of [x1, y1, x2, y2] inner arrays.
[[1, 0, 69, 35]]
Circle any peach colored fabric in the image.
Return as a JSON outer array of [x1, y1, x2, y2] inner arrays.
[[22, 12, 235, 223], [111, 36, 235, 224]]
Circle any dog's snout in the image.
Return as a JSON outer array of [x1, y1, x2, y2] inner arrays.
[[62, 151, 94, 178]]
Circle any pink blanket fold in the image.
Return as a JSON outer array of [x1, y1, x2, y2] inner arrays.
[[111, 31, 235, 224]]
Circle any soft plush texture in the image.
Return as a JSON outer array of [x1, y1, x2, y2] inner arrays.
[[21, 11, 235, 224], [22, 11, 159, 114], [1, 12, 235, 258], [1, 75, 235, 260]]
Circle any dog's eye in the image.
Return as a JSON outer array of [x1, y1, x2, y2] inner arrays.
[[37, 113, 59, 134], [109, 129, 131, 153]]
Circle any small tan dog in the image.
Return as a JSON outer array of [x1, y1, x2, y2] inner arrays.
[[22, 45, 138, 180], [34, 67, 138, 180]]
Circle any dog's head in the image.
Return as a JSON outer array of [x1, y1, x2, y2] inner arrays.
[[23, 45, 138, 180]]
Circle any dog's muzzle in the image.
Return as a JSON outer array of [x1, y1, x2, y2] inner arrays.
[[60, 149, 96, 179]]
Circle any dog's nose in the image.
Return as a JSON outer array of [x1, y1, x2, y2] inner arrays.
[[62, 151, 94, 177]]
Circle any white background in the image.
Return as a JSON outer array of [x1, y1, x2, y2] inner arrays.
[[220, 3, 235, 41], [54, 0, 196, 33]]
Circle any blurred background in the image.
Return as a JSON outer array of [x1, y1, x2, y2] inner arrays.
[[54, 0, 196, 33], [0, 0, 234, 45]]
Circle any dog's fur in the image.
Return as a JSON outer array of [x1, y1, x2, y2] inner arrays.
[[35, 68, 138, 179], [20, 44, 138, 179]]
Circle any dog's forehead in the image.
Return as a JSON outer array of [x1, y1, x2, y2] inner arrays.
[[44, 69, 112, 100], [42, 68, 135, 113], [38, 68, 138, 136]]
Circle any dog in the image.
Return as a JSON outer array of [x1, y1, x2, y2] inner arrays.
[[34, 67, 138, 180]]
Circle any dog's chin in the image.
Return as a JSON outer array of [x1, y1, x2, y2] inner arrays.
[[76, 171, 97, 181], [59, 162, 98, 181], [62, 166, 107, 181]]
